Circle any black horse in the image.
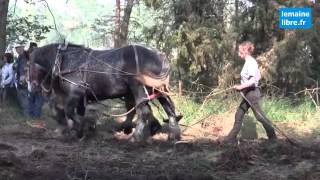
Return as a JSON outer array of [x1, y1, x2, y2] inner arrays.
[[29, 43, 181, 142]]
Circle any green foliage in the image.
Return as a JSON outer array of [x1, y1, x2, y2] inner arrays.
[[7, 0, 320, 96], [6, 13, 52, 45], [142, 0, 231, 90]]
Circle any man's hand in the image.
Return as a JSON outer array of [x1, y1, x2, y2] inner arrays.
[[19, 75, 25, 83], [233, 84, 243, 91]]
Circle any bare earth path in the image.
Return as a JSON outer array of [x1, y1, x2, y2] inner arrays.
[[0, 114, 319, 180]]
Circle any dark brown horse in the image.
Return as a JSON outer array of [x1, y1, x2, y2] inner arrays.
[[29, 43, 181, 142]]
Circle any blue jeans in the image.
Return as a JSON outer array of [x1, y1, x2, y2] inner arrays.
[[28, 91, 44, 118], [16, 86, 29, 116]]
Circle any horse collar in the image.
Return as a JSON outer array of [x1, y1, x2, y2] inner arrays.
[[58, 41, 68, 51]]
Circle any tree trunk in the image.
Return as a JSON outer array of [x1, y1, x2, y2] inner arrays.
[[114, 0, 121, 48], [119, 0, 134, 47], [0, 0, 9, 57], [234, 0, 239, 59]]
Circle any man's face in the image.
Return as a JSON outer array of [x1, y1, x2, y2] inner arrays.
[[238, 46, 246, 60], [15, 47, 24, 55]]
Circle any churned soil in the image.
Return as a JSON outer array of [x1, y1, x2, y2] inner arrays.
[[0, 110, 319, 180]]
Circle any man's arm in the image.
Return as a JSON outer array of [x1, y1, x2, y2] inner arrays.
[[233, 76, 255, 90], [2, 65, 14, 86]]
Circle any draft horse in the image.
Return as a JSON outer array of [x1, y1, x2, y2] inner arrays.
[[29, 43, 182, 142]]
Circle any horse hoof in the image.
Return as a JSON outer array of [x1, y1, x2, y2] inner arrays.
[[129, 136, 136, 143], [67, 119, 74, 129], [168, 126, 181, 142], [118, 121, 134, 134], [176, 115, 183, 122], [150, 120, 162, 136], [76, 130, 84, 139], [168, 133, 181, 142], [79, 136, 86, 142], [163, 115, 183, 123], [129, 131, 145, 143], [88, 124, 97, 132], [53, 128, 64, 138], [129, 136, 142, 143]]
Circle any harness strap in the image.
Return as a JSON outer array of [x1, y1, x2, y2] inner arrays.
[[82, 50, 93, 106], [41, 43, 66, 94], [143, 85, 150, 101], [133, 45, 140, 75]]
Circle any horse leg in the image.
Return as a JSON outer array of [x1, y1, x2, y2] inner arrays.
[[118, 95, 162, 136], [64, 93, 85, 138], [128, 81, 155, 142], [76, 96, 86, 116], [117, 96, 136, 134], [132, 102, 154, 142], [157, 95, 182, 141], [47, 96, 71, 137], [76, 96, 98, 133], [148, 107, 162, 136]]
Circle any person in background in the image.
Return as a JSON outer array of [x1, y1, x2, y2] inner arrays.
[[26, 42, 44, 120], [0, 52, 14, 105], [221, 41, 277, 143], [15, 44, 29, 116]]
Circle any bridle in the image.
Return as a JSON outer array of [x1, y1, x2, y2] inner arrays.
[[38, 44, 67, 94]]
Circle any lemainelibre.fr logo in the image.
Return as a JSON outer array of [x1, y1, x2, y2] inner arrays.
[[279, 7, 312, 29]]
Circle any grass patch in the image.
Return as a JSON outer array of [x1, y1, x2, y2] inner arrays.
[[161, 95, 319, 126], [163, 94, 320, 138], [261, 97, 317, 122], [170, 96, 236, 125]]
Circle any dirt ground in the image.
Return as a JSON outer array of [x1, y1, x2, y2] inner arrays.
[[0, 106, 320, 180]]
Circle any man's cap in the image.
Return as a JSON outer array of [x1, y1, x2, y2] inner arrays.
[[14, 43, 25, 48], [25, 42, 38, 50]]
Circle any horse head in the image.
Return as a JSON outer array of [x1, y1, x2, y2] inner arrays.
[[134, 47, 171, 93], [29, 44, 59, 95]]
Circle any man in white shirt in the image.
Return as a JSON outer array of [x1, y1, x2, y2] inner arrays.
[[0, 53, 14, 104]]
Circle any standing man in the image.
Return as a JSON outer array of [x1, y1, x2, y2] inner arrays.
[[15, 44, 29, 116], [222, 41, 277, 143], [26, 42, 44, 120]]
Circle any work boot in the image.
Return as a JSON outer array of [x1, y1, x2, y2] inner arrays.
[[266, 128, 277, 141], [218, 135, 237, 144], [267, 133, 277, 142]]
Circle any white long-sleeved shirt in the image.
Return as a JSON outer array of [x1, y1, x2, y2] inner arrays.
[[240, 56, 261, 87], [1, 63, 14, 86]]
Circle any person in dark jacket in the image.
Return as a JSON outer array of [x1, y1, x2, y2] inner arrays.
[[15, 44, 29, 115], [26, 42, 44, 119]]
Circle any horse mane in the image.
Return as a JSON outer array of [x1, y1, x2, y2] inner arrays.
[[63, 43, 85, 49], [42, 43, 86, 50]]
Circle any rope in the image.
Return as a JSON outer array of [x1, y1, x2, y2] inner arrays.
[[178, 88, 235, 132], [197, 87, 234, 115]]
